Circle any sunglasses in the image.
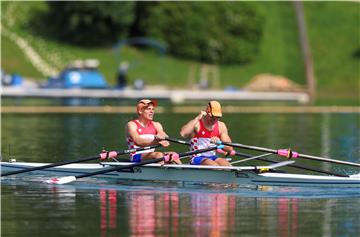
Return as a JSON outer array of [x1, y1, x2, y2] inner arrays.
[[138, 99, 158, 107]]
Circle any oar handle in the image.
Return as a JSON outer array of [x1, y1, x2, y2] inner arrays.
[[164, 137, 191, 146]]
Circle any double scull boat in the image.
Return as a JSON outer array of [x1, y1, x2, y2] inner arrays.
[[1, 160, 359, 187]]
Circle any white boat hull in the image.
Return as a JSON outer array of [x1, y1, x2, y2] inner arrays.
[[1, 161, 359, 187]]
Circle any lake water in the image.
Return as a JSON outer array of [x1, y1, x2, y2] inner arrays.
[[1, 112, 360, 236]]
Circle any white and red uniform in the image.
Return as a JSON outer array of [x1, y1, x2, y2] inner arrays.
[[190, 119, 220, 165], [127, 120, 156, 162]]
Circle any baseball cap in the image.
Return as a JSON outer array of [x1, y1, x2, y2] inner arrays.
[[136, 99, 158, 114], [206, 100, 222, 118]]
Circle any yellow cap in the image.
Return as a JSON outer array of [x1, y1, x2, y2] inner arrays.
[[206, 100, 222, 117]]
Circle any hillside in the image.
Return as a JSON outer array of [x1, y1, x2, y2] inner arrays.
[[304, 2, 359, 102], [1, 1, 358, 103]]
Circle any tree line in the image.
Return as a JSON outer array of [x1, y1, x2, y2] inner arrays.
[[47, 1, 264, 65]]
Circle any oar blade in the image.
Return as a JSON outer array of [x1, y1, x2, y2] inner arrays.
[[266, 160, 295, 169], [349, 173, 360, 178], [44, 176, 77, 185]]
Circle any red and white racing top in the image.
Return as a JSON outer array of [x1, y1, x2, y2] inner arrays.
[[127, 120, 157, 157], [190, 119, 220, 157]]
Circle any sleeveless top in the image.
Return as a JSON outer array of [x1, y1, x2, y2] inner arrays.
[[190, 119, 220, 157], [126, 120, 157, 157]]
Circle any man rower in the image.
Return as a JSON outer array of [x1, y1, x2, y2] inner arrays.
[[180, 100, 234, 166], [125, 99, 181, 164]]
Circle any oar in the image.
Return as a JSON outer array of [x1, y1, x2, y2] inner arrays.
[[165, 138, 349, 176], [165, 137, 274, 165], [230, 153, 273, 165], [164, 137, 191, 146], [1, 145, 161, 177], [233, 151, 349, 177], [220, 141, 360, 168], [45, 145, 221, 185]]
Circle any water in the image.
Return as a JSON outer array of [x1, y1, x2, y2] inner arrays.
[[1, 112, 360, 236]]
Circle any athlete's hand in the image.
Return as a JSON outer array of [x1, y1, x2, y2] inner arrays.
[[154, 135, 166, 141], [159, 140, 170, 147], [216, 148, 236, 157], [155, 134, 169, 147], [197, 111, 207, 120], [210, 137, 221, 144], [164, 152, 182, 164]]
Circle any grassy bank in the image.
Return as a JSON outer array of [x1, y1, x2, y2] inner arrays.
[[1, 1, 358, 103], [304, 2, 359, 101]]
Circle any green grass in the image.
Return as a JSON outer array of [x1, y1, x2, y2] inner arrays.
[[1, 1, 358, 103], [221, 2, 305, 87], [304, 2, 359, 100], [1, 35, 42, 78]]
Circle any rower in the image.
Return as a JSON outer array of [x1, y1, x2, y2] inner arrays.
[[180, 100, 235, 166], [125, 99, 181, 164]]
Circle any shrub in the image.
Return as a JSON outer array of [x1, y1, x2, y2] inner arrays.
[[138, 2, 264, 64], [47, 1, 135, 47]]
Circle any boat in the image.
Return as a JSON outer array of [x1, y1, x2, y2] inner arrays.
[[1, 160, 359, 187]]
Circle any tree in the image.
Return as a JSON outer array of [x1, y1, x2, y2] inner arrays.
[[137, 2, 264, 64], [47, 1, 135, 46]]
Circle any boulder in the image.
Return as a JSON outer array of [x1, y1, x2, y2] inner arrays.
[[244, 74, 304, 92]]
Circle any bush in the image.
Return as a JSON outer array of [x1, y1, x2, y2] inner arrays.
[[47, 1, 135, 47], [138, 2, 264, 64]]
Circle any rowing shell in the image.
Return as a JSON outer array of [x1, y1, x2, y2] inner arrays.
[[1, 161, 359, 187]]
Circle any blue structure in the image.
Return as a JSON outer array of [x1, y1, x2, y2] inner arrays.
[[45, 60, 108, 89], [1, 69, 23, 86]]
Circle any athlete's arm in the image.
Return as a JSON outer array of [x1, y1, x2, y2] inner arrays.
[[180, 111, 206, 138], [153, 122, 170, 147], [219, 122, 234, 153]]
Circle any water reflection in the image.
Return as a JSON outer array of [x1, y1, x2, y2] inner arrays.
[[2, 182, 360, 237], [277, 198, 298, 237], [100, 189, 117, 237], [128, 191, 156, 236], [190, 193, 235, 237], [89, 187, 360, 237]]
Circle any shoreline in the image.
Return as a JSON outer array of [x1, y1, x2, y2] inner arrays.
[[2, 105, 359, 114]]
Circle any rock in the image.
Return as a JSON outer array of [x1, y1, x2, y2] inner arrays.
[[244, 74, 304, 92]]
